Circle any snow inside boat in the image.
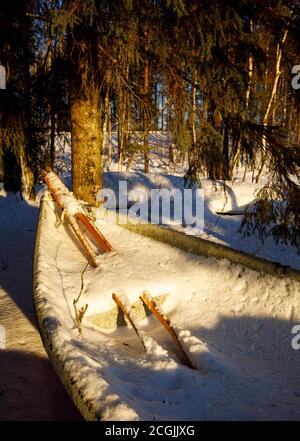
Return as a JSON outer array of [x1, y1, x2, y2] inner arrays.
[[34, 189, 300, 421]]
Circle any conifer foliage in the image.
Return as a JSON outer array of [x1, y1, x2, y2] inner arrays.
[[1, 0, 300, 248]]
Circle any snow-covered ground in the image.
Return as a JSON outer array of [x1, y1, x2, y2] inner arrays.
[[35, 193, 300, 421], [0, 191, 81, 420]]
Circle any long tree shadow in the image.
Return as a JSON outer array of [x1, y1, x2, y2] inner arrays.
[[0, 194, 85, 420], [0, 349, 82, 420], [0, 194, 39, 328]]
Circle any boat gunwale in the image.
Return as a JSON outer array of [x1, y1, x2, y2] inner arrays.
[[33, 193, 106, 421]]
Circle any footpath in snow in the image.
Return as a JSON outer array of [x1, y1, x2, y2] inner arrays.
[[0, 191, 81, 420]]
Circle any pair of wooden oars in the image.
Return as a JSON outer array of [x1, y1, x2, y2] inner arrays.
[[112, 292, 195, 369], [43, 169, 115, 267]]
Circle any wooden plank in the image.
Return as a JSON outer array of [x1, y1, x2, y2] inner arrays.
[[140, 291, 195, 369]]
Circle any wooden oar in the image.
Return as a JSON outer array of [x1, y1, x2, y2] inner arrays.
[[43, 169, 115, 264], [140, 291, 195, 369], [76, 212, 115, 254], [65, 211, 98, 268], [112, 293, 147, 352]]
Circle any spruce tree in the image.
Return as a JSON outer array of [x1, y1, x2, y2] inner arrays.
[[0, 0, 36, 198]]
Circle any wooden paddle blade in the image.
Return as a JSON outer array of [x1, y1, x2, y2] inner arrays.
[[140, 291, 195, 369], [112, 293, 147, 352], [76, 212, 115, 254]]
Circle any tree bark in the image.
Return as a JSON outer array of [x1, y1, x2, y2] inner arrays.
[[117, 88, 125, 171], [245, 30, 253, 109], [143, 56, 150, 173], [20, 150, 35, 199], [50, 95, 56, 168], [190, 69, 197, 146], [71, 84, 102, 206], [102, 84, 110, 167], [222, 120, 230, 180]]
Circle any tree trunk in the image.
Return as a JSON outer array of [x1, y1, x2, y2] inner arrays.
[[71, 84, 102, 206], [143, 56, 150, 173], [256, 29, 288, 183], [102, 84, 110, 167], [107, 103, 112, 168], [169, 141, 174, 164], [3, 150, 21, 193], [245, 29, 253, 109], [50, 96, 56, 168], [166, 81, 174, 163], [125, 65, 130, 160], [21, 14, 36, 200], [117, 88, 125, 171], [154, 73, 159, 130], [231, 22, 253, 176], [161, 78, 165, 131], [20, 150, 35, 199], [190, 69, 197, 146], [222, 120, 230, 180], [296, 117, 300, 145]]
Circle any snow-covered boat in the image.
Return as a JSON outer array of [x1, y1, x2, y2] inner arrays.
[[34, 179, 300, 421]]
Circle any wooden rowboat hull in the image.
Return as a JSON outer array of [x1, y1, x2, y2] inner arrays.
[[34, 192, 300, 421]]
